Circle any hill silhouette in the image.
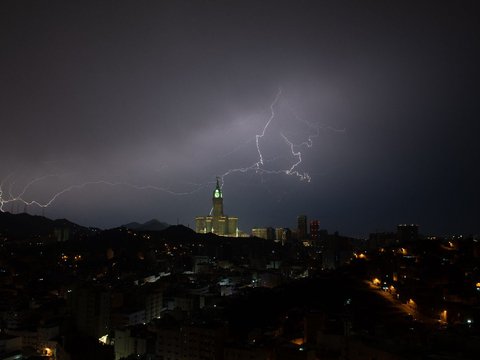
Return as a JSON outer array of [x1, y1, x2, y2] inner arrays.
[[0, 211, 92, 240], [122, 219, 170, 231]]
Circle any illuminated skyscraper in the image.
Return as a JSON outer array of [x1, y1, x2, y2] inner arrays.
[[251, 227, 274, 240], [195, 178, 238, 237]]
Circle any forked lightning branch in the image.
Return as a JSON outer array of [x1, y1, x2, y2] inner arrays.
[[0, 90, 336, 213]]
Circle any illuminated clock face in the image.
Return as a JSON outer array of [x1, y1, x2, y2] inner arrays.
[[214, 189, 220, 198]]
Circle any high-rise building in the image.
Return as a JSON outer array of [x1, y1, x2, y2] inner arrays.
[[310, 220, 320, 239], [195, 178, 239, 237], [69, 285, 110, 338], [251, 227, 275, 240], [275, 227, 292, 244], [155, 322, 226, 360], [145, 289, 163, 322], [297, 215, 308, 240], [397, 224, 419, 242], [114, 326, 155, 360]]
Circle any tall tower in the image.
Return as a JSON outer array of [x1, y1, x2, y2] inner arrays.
[[297, 214, 307, 240], [195, 177, 238, 236], [212, 177, 223, 217]]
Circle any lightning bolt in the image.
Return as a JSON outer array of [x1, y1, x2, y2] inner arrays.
[[0, 89, 344, 213], [286, 102, 345, 148], [278, 104, 345, 182], [219, 89, 282, 183], [255, 88, 283, 167], [0, 177, 213, 213], [219, 88, 318, 187], [280, 133, 311, 182]]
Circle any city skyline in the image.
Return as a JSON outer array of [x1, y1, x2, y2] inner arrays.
[[1, 1, 479, 237]]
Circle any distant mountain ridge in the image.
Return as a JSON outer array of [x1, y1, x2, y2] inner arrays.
[[0, 211, 92, 239], [0, 212, 181, 241], [122, 219, 170, 231]]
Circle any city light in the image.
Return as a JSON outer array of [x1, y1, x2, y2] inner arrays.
[[440, 310, 447, 323], [99, 335, 109, 344]]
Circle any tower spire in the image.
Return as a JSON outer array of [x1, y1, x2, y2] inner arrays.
[[194, 176, 239, 237], [212, 177, 223, 216]]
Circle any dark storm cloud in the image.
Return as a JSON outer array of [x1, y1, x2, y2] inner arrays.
[[1, 1, 478, 235]]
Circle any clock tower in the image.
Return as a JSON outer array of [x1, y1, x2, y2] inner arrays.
[[195, 177, 238, 237], [212, 177, 223, 217]]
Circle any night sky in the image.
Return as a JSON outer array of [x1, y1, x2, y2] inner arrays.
[[1, 1, 479, 237]]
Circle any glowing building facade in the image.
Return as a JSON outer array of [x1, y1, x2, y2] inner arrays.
[[195, 178, 239, 237]]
